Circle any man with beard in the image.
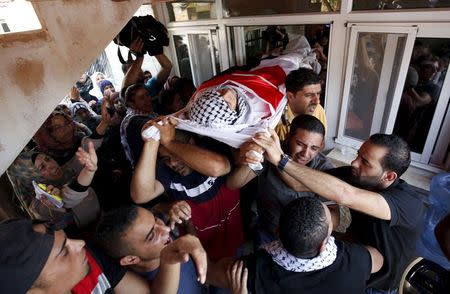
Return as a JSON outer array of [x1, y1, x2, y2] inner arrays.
[[253, 132, 425, 293]]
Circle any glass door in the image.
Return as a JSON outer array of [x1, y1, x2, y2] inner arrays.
[[170, 28, 220, 87], [336, 25, 417, 149]]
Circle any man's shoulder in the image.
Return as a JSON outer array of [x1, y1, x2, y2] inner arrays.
[[308, 152, 334, 171]]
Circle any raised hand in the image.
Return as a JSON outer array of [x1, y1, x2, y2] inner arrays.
[[76, 141, 97, 172], [236, 140, 264, 165], [154, 116, 178, 147], [252, 129, 284, 165], [130, 37, 145, 56], [160, 234, 207, 284], [227, 260, 248, 294], [169, 201, 192, 230]]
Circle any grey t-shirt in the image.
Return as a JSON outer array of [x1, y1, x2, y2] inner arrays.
[[256, 152, 333, 235]]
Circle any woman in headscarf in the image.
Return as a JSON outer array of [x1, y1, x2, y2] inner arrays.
[[6, 141, 100, 228], [33, 100, 111, 165]]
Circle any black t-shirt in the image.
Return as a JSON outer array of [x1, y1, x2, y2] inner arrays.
[[89, 244, 126, 289], [329, 166, 425, 290], [243, 240, 371, 294]]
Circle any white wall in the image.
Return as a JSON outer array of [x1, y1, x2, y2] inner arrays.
[[0, 0, 144, 175]]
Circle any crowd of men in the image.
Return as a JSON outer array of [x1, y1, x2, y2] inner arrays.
[[1, 32, 440, 294]]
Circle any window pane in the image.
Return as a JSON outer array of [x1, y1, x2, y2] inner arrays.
[[0, 0, 41, 34], [344, 32, 408, 140], [353, 0, 450, 11], [223, 0, 340, 17], [174, 35, 194, 80], [189, 34, 214, 84], [393, 38, 450, 153], [229, 24, 330, 105], [166, 1, 216, 22]]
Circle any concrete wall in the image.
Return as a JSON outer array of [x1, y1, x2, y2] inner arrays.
[[0, 0, 144, 175]]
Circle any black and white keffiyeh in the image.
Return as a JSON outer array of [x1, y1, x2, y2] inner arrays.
[[189, 86, 248, 127], [260, 236, 337, 272]]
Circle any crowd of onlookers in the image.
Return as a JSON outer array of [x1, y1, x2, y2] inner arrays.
[[1, 29, 449, 294]]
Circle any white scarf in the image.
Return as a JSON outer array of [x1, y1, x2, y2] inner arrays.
[[260, 237, 337, 272]]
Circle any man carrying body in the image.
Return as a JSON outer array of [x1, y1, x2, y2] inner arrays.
[[120, 37, 172, 168], [131, 117, 243, 261], [208, 197, 383, 293], [227, 114, 335, 244], [275, 67, 327, 141], [253, 131, 425, 292], [0, 218, 206, 293]]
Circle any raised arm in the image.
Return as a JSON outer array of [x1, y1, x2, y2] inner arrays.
[[157, 117, 231, 177], [253, 129, 392, 220], [95, 96, 112, 136], [130, 122, 165, 204], [154, 53, 173, 85], [226, 141, 261, 189], [75, 141, 97, 186], [122, 38, 145, 89]]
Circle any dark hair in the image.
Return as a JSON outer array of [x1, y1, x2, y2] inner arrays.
[[95, 205, 140, 258], [279, 197, 329, 259], [124, 83, 146, 106], [285, 68, 321, 94], [288, 114, 325, 139], [369, 134, 411, 177]]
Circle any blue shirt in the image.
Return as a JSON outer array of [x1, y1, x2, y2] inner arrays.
[[138, 258, 206, 294]]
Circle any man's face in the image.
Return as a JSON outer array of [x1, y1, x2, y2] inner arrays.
[[287, 129, 323, 166], [287, 83, 321, 116], [219, 88, 237, 110], [131, 87, 153, 113], [159, 147, 193, 176], [350, 141, 388, 189], [35, 229, 89, 293], [34, 154, 64, 181], [122, 208, 172, 262]]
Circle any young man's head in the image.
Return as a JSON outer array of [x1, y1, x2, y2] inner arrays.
[[158, 130, 194, 176], [0, 219, 88, 293], [285, 68, 321, 116], [279, 197, 332, 259], [124, 83, 153, 113], [286, 114, 325, 166], [351, 133, 411, 190], [96, 205, 171, 267]]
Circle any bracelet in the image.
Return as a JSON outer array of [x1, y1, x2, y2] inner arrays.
[[277, 154, 291, 172]]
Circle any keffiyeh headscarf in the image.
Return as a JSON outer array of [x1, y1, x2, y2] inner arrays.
[[260, 236, 338, 272], [189, 86, 248, 127]]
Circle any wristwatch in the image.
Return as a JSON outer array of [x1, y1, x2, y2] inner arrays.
[[277, 154, 292, 172]]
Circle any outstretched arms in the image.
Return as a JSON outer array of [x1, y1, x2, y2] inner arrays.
[[252, 129, 391, 221]]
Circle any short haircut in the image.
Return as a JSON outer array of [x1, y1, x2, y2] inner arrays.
[[279, 197, 329, 259], [288, 114, 325, 139], [124, 83, 146, 106], [369, 133, 411, 177], [285, 68, 321, 94], [95, 205, 140, 258]]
